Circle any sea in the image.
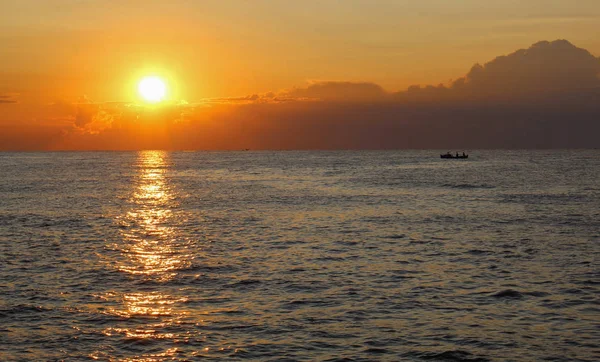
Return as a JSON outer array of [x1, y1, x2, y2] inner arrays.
[[0, 150, 598, 361]]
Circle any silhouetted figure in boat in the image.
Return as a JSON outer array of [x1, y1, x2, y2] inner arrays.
[[440, 151, 468, 159]]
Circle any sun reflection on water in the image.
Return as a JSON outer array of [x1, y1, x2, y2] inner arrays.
[[99, 151, 196, 358], [117, 150, 191, 280]]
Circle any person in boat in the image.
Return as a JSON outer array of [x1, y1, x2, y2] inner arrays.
[[456, 152, 459, 157], [462, 152, 466, 157]]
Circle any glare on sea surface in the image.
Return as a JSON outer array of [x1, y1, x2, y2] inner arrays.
[[98, 151, 194, 355], [114, 150, 193, 280]]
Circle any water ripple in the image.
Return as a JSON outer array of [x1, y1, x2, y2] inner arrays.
[[1, 150, 599, 361]]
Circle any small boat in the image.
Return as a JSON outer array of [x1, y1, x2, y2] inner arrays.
[[441, 152, 468, 159]]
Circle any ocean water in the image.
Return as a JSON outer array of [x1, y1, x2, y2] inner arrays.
[[0, 150, 598, 361]]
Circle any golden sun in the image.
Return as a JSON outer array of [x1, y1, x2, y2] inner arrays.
[[138, 76, 167, 103]]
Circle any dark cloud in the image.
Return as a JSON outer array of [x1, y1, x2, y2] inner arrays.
[[454, 39, 600, 96], [200, 84, 388, 105], [398, 40, 600, 101], [284, 81, 388, 102], [168, 96, 599, 149], [169, 41, 600, 149], [274, 41, 600, 104]]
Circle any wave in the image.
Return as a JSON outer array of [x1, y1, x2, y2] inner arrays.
[[0, 304, 50, 317], [404, 350, 490, 361], [442, 183, 496, 189], [488, 289, 551, 299]]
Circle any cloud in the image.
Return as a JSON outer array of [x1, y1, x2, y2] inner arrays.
[[284, 81, 388, 102], [201, 92, 312, 105], [201, 93, 279, 105], [398, 40, 600, 102], [160, 41, 600, 149], [68, 98, 126, 134], [4, 39, 600, 150], [259, 41, 600, 105], [454, 39, 600, 95], [171, 93, 599, 149], [74, 106, 115, 134], [0, 93, 18, 104]]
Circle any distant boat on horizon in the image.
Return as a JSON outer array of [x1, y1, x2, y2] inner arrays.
[[441, 152, 468, 159]]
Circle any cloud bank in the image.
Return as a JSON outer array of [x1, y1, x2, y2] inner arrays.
[[398, 39, 600, 102], [2, 39, 599, 150]]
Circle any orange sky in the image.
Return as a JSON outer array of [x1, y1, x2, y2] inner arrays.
[[1, 1, 600, 150]]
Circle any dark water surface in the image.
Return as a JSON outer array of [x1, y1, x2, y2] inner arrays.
[[1, 150, 599, 361]]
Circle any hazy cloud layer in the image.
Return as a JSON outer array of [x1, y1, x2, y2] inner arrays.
[[3, 40, 599, 150]]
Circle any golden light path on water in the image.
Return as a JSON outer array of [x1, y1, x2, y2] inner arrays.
[[118, 150, 188, 280], [94, 151, 198, 360]]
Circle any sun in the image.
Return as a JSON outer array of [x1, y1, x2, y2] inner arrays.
[[138, 76, 167, 103]]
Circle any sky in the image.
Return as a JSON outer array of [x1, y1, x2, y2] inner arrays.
[[1, 0, 600, 150]]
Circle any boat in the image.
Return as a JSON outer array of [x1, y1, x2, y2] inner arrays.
[[441, 152, 468, 159]]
